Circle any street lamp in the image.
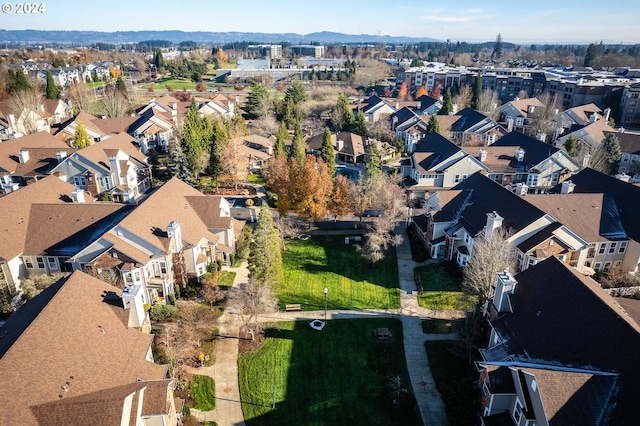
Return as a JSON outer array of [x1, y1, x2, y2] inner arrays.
[[324, 287, 328, 320]]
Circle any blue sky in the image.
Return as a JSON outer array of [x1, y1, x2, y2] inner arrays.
[[3, 0, 639, 44]]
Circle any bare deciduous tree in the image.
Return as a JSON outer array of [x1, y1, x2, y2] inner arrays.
[[101, 87, 130, 118], [453, 84, 473, 112], [461, 228, 515, 303], [201, 271, 224, 310], [10, 87, 43, 134], [68, 81, 94, 114], [529, 92, 562, 140], [480, 89, 500, 119], [352, 58, 391, 88], [225, 278, 278, 339]]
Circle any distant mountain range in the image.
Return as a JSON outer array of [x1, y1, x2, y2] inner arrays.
[[0, 30, 441, 45]]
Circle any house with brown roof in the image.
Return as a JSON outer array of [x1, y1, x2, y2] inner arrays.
[[73, 178, 237, 303], [0, 98, 50, 137], [49, 133, 151, 201], [305, 131, 367, 164], [54, 111, 109, 145], [418, 173, 587, 270], [0, 176, 77, 297], [447, 108, 508, 147], [0, 131, 76, 192], [479, 258, 640, 425], [199, 93, 236, 119], [497, 97, 545, 135], [0, 270, 179, 425]]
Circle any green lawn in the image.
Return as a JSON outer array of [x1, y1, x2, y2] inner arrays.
[[190, 375, 216, 411], [415, 263, 478, 311], [246, 174, 266, 185], [142, 77, 196, 91], [425, 341, 479, 426], [280, 236, 400, 310], [218, 271, 236, 289], [422, 319, 461, 334], [239, 319, 421, 426]]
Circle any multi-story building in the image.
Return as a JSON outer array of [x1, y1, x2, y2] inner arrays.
[[290, 45, 325, 58]]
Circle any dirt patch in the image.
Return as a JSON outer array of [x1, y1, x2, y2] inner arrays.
[[406, 223, 430, 262], [237, 324, 266, 354]]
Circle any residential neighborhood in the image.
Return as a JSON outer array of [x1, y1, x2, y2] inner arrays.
[[2, 10, 640, 425]]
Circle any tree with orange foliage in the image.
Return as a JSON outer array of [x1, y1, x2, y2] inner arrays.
[[430, 85, 441, 100], [416, 85, 428, 98], [397, 82, 409, 101], [294, 155, 333, 224], [329, 174, 352, 221]]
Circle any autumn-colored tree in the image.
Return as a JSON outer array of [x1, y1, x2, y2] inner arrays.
[[397, 82, 409, 101], [430, 85, 441, 100], [416, 85, 428, 98], [294, 155, 333, 224], [196, 82, 206, 92], [265, 155, 294, 215], [329, 174, 352, 220], [74, 120, 92, 148]]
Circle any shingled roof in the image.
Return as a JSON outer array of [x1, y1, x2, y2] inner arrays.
[[485, 257, 640, 424], [0, 271, 167, 425]]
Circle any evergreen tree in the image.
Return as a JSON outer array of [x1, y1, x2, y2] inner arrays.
[[74, 120, 92, 148], [274, 122, 288, 157], [291, 121, 306, 169], [168, 143, 194, 185], [426, 115, 440, 134], [492, 33, 503, 59], [284, 78, 307, 105], [209, 118, 229, 180], [364, 142, 382, 180], [321, 127, 336, 177], [439, 88, 453, 115], [248, 206, 284, 288], [116, 76, 127, 95], [45, 71, 60, 99], [591, 133, 622, 175], [472, 72, 483, 111], [353, 111, 367, 136], [153, 49, 165, 71], [7, 69, 31, 93], [564, 135, 577, 157], [335, 92, 355, 131], [584, 43, 597, 67], [181, 101, 213, 178], [245, 81, 269, 119]]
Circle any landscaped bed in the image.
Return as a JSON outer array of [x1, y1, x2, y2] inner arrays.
[[415, 263, 478, 311], [280, 236, 400, 310], [238, 319, 421, 426], [425, 341, 479, 426], [218, 271, 236, 289]]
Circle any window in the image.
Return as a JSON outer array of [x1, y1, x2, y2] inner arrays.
[[73, 176, 86, 187], [587, 244, 596, 258], [623, 154, 630, 163], [619, 241, 627, 253], [152, 261, 167, 277], [604, 261, 612, 272], [609, 242, 617, 254], [36, 257, 45, 269], [99, 176, 111, 190], [594, 262, 602, 271], [24, 256, 34, 269], [598, 243, 606, 255], [47, 257, 57, 270], [513, 400, 523, 424], [454, 174, 461, 183]]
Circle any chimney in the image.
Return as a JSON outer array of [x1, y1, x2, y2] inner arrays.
[[395, 102, 399, 109], [615, 174, 631, 182], [416, 101, 422, 110], [535, 133, 546, 143], [71, 188, 85, 203], [506, 116, 514, 132], [618, 127, 625, 133], [582, 153, 591, 168], [478, 149, 487, 162], [121, 283, 147, 329], [336, 138, 344, 151], [560, 180, 575, 194], [108, 156, 121, 185], [527, 105, 535, 114], [589, 113, 598, 123], [56, 151, 67, 163], [7, 113, 17, 131], [515, 182, 528, 196], [167, 220, 183, 253], [17, 150, 29, 163], [515, 147, 525, 162], [603, 107, 611, 121], [485, 211, 504, 240], [493, 270, 517, 313]]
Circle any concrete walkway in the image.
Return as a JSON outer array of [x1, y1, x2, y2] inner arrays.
[[395, 225, 451, 426]]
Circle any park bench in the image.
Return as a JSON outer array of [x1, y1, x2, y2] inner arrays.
[[285, 303, 301, 311]]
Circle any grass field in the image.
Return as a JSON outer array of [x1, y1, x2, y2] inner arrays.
[[416, 263, 478, 311], [422, 318, 462, 334], [425, 341, 479, 426], [142, 77, 196, 91], [239, 319, 421, 426], [189, 375, 216, 411], [218, 271, 236, 289], [280, 236, 400, 310]]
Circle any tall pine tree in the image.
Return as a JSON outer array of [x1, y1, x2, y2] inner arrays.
[[426, 115, 440, 134], [439, 88, 453, 115], [364, 142, 382, 180], [274, 122, 288, 157], [248, 206, 284, 288], [168, 143, 194, 185], [291, 121, 306, 169], [321, 127, 336, 177], [45, 71, 60, 99]]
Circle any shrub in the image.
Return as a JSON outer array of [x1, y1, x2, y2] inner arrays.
[[143, 303, 151, 312], [168, 294, 175, 305], [174, 284, 181, 299], [98, 192, 113, 201], [149, 304, 177, 321]]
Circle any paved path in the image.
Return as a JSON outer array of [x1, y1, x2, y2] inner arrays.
[[201, 227, 463, 426]]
